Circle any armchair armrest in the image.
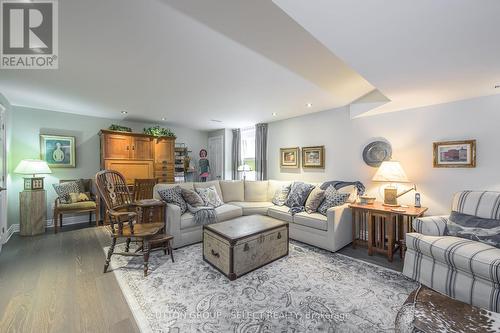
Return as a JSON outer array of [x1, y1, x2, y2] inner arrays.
[[412, 215, 449, 236]]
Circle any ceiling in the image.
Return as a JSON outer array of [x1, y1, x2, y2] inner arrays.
[[273, 0, 500, 116], [1, 1, 498, 129], [0, 0, 372, 130]]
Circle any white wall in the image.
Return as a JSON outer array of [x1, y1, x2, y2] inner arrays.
[[268, 94, 500, 215], [7, 106, 208, 227]]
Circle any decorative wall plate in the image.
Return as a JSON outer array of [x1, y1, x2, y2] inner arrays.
[[363, 141, 392, 167]]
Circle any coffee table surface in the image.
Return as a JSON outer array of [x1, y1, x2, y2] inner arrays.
[[204, 215, 287, 240]]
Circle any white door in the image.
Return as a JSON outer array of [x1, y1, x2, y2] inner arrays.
[[0, 104, 6, 250], [208, 135, 224, 181]]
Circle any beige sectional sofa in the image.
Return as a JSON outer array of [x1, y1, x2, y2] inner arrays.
[[153, 180, 355, 252]]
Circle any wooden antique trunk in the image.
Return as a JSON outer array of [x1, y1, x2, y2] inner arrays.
[[203, 215, 289, 280]]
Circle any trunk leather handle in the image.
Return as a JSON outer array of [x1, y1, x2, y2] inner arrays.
[[277, 232, 282, 240], [243, 244, 249, 252], [211, 249, 220, 258]]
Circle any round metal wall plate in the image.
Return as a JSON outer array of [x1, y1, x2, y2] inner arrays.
[[363, 141, 392, 167]]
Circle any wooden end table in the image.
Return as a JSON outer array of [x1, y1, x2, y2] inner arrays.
[[349, 202, 427, 262]]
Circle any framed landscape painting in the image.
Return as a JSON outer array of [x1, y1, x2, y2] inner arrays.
[[280, 147, 300, 168], [302, 146, 325, 168], [40, 134, 76, 168], [433, 140, 476, 168]]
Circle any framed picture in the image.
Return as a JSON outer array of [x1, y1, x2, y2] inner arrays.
[[280, 147, 300, 168], [433, 140, 476, 168], [302, 146, 325, 168], [40, 134, 76, 168]]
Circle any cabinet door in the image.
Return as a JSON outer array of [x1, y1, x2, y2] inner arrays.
[[103, 134, 131, 159], [104, 160, 154, 185], [132, 136, 153, 160], [155, 138, 175, 164]]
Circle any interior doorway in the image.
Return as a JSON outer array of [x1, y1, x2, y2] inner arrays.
[[208, 135, 224, 181]]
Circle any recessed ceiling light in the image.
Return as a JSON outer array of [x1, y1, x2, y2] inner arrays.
[[210, 119, 223, 123], [121, 111, 128, 115], [306, 103, 312, 108], [272, 112, 277, 116], [161, 117, 166, 121]]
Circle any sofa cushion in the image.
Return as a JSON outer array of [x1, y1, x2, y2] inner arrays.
[[452, 191, 500, 220], [215, 204, 243, 222], [268, 180, 292, 201], [446, 211, 500, 248], [285, 182, 315, 209], [305, 186, 325, 213], [272, 184, 291, 206], [244, 181, 269, 202], [294, 212, 328, 231], [337, 185, 358, 203], [406, 233, 500, 284], [268, 205, 293, 223], [230, 201, 274, 215], [318, 185, 350, 216], [219, 180, 244, 202], [180, 188, 204, 207], [194, 181, 223, 202], [180, 212, 196, 230], [195, 186, 223, 208], [154, 182, 194, 199]]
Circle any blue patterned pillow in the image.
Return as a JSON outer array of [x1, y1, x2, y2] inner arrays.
[[318, 185, 350, 216], [272, 184, 291, 206], [285, 182, 315, 208], [158, 186, 187, 214]]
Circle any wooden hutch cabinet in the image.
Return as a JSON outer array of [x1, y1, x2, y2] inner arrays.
[[99, 130, 175, 184]]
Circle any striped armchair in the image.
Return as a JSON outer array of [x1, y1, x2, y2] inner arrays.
[[403, 191, 500, 312]]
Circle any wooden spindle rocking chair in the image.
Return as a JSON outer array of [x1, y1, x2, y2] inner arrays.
[[95, 170, 173, 276]]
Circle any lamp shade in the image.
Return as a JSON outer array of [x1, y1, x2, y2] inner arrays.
[[237, 164, 252, 172], [372, 161, 409, 183], [14, 159, 52, 175]]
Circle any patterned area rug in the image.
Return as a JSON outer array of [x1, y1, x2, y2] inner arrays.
[[106, 242, 416, 332]]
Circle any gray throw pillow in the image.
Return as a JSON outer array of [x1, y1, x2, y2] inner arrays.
[[446, 211, 500, 248], [196, 186, 223, 208], [158, 186, 187, 214], [272, 184, 291, 206], [181, 188, 204, 207], [317, 185, 350, 216], [53, 180, 85, 204], [285, 182, 315, 208], [305, 187, 325, 214]]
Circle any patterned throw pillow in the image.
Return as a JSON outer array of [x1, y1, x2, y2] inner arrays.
[[317, 185, 350, 216], [158, 186, 187, 214], [285, 182, 315, 208], [305, 187, 325, 214], [196, 186, 223, 208], [53, 181, 85, 204], [181, 188, 204, 207], [446, 211, 500, 248], [272, 184, 291, 206]]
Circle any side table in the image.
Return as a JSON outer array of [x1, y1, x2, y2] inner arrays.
[[349, 202, 427, 261], [20, 189, 46, 236]]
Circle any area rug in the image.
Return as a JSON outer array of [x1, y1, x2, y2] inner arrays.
[[106, 241, 417, 333]]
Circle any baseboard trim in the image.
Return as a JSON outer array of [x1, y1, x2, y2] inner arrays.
[[3, 215, 96, 243]]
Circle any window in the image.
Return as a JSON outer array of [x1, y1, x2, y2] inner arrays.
[[240, 126, 256, 181]]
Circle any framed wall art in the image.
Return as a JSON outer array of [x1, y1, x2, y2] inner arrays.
[[40, 134, 76, 168], [302, 146, 325, 168], [433, 140, 476, 168], [280, 147, 300, 168]]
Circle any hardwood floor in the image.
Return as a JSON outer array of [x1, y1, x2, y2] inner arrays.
[[0, 225, 139, 333]]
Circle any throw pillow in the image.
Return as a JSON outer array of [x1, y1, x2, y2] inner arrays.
[[317, 185, 350, 216], [69, 192, 90, 203], [181, 188, 205, 207], [272, 184, 291, 206], [285, 182, 315, 208], [446, 211, 500, 248], [305, 187, 325, 214], [196, 186, 223, 208], [158, 186, 187, 214], [53, 181, 84, 204]]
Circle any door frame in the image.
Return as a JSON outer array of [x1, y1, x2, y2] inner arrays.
[[208, 135, 224, 181], [0, 103, 6, 250]]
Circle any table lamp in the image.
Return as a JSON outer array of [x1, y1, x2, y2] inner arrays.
[[237, 164, 252, 181], [372, 160, 416, 207], [14, 159, 52, 190]]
